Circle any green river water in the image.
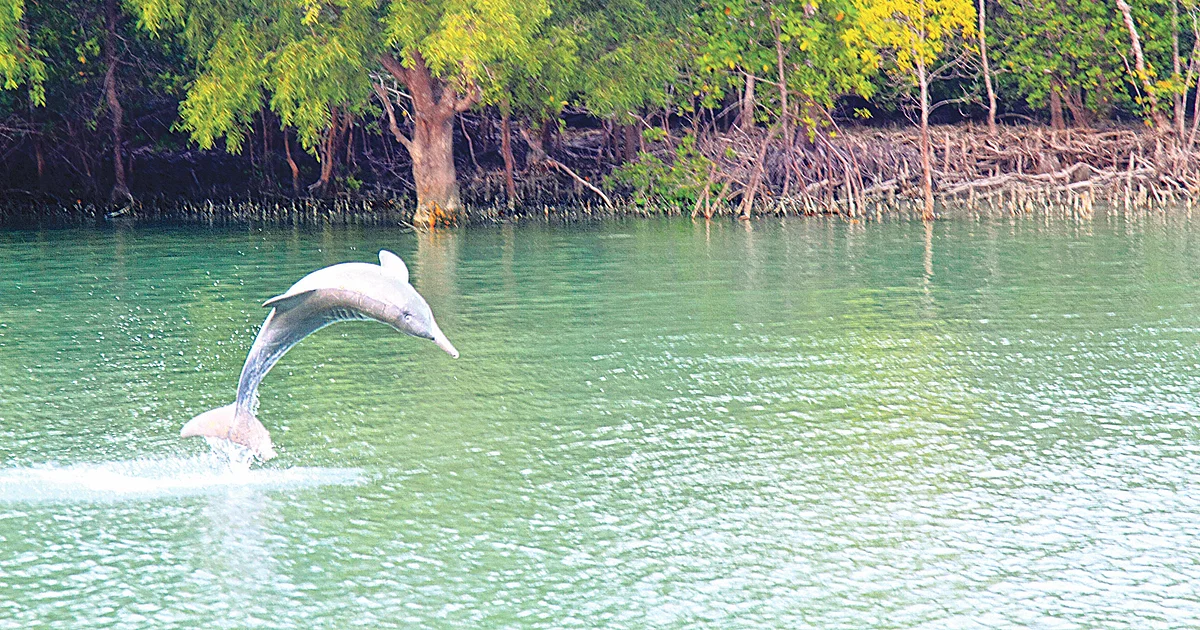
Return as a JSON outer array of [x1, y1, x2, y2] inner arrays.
[[1, 213, 1199, 628]]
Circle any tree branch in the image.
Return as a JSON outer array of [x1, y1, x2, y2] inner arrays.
[[378, 54, 409, 84], [372, 81, 413, 151], [453, 84, 482, 113], [545, 157, 613, 206]]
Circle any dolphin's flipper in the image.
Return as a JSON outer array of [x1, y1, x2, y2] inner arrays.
[[181, 403, 276, 460], [263, 289, 317, 311]]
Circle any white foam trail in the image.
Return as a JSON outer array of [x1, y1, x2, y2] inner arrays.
[[0, 449, 364, 504]]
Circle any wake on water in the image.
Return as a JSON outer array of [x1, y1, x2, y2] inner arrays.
[[0, 439, 363, 503]]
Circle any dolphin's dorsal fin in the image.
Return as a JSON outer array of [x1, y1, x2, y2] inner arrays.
[[263, 289, 316, 311], [378, 250, 409, 284]]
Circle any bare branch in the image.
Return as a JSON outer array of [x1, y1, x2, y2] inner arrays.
[[545, 157, 613, 207], [372, 81, 413, 151]]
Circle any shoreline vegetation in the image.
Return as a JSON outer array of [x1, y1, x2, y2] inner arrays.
[[3, 122, 1197, 227], [5, 0, 1200, 227]]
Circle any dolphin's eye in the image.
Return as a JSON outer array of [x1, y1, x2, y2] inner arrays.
[[403, 312, 413, 323]]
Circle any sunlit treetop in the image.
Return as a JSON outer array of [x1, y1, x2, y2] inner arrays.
[[383, 0, 550, 95], [846, 0, 977, 78]]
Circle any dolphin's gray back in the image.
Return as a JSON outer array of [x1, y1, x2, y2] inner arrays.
[[277, 262, 403, 299]]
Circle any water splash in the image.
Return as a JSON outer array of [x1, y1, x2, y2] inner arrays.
[[203, 435, 257, 473], [0, 443, 363, 504]]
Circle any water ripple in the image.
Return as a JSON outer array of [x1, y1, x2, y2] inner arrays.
[[2, 217, 1200, 627]]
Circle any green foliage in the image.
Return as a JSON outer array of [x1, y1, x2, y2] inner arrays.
[[0, 0, 46, 104], [990, 0, 1187, 123], [133, 0, 374, 154], [507, 29, 576, 117], [9, 0, 1200, 206], [487, 5, 578, 121], [992, 0, 1127, 117], [689, 0, 874, 122], [1111, 0, 1181, 120], [570, 0, 684, 121], [642, 126, 668, 142], [131, 0, 558, 154], [481, 0, 685, 154], [382, 0, 550, 96], [687, 0, 774, 110], [2, 0, 186, 199], [609, 134, 715, 207]]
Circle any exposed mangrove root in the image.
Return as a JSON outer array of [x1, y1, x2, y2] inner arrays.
[[0, 196, 420, 228], [620, 123, 1200, 220]]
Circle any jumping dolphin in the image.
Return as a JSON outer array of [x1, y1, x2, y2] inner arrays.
[[181, 250, 458, 460]]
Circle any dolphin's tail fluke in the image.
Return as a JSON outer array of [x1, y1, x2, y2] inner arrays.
[[181, 403, 277, 461]]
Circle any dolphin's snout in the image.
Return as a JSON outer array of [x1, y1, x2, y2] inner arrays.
[[435, 333, 459, 358], [430, 322, 459, 358]]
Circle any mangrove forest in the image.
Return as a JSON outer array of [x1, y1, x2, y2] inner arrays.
[[2, 0, 1200, 225]]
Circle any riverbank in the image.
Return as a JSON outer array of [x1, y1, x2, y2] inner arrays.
[[4, 123, 1197, 227]]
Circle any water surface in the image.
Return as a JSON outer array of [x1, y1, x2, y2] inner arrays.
[[1, 212, 1199, 627]]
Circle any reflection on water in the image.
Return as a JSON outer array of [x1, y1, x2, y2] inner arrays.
[[2, 213, 1200, 627]]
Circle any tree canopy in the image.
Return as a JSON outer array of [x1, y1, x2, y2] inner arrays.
[[3, 0, 1200, 213]]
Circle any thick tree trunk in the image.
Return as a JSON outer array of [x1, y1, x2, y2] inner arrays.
[[978, 0, 997, 134], [1049, 87, 1066, 130], [1116, 0, 1170, 130], [500, 112, 516, 206], [411, 115, 461, 226], [380, 53, 477, 227], [103, 0, 130, 202], [917, 58, 934, 221]]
